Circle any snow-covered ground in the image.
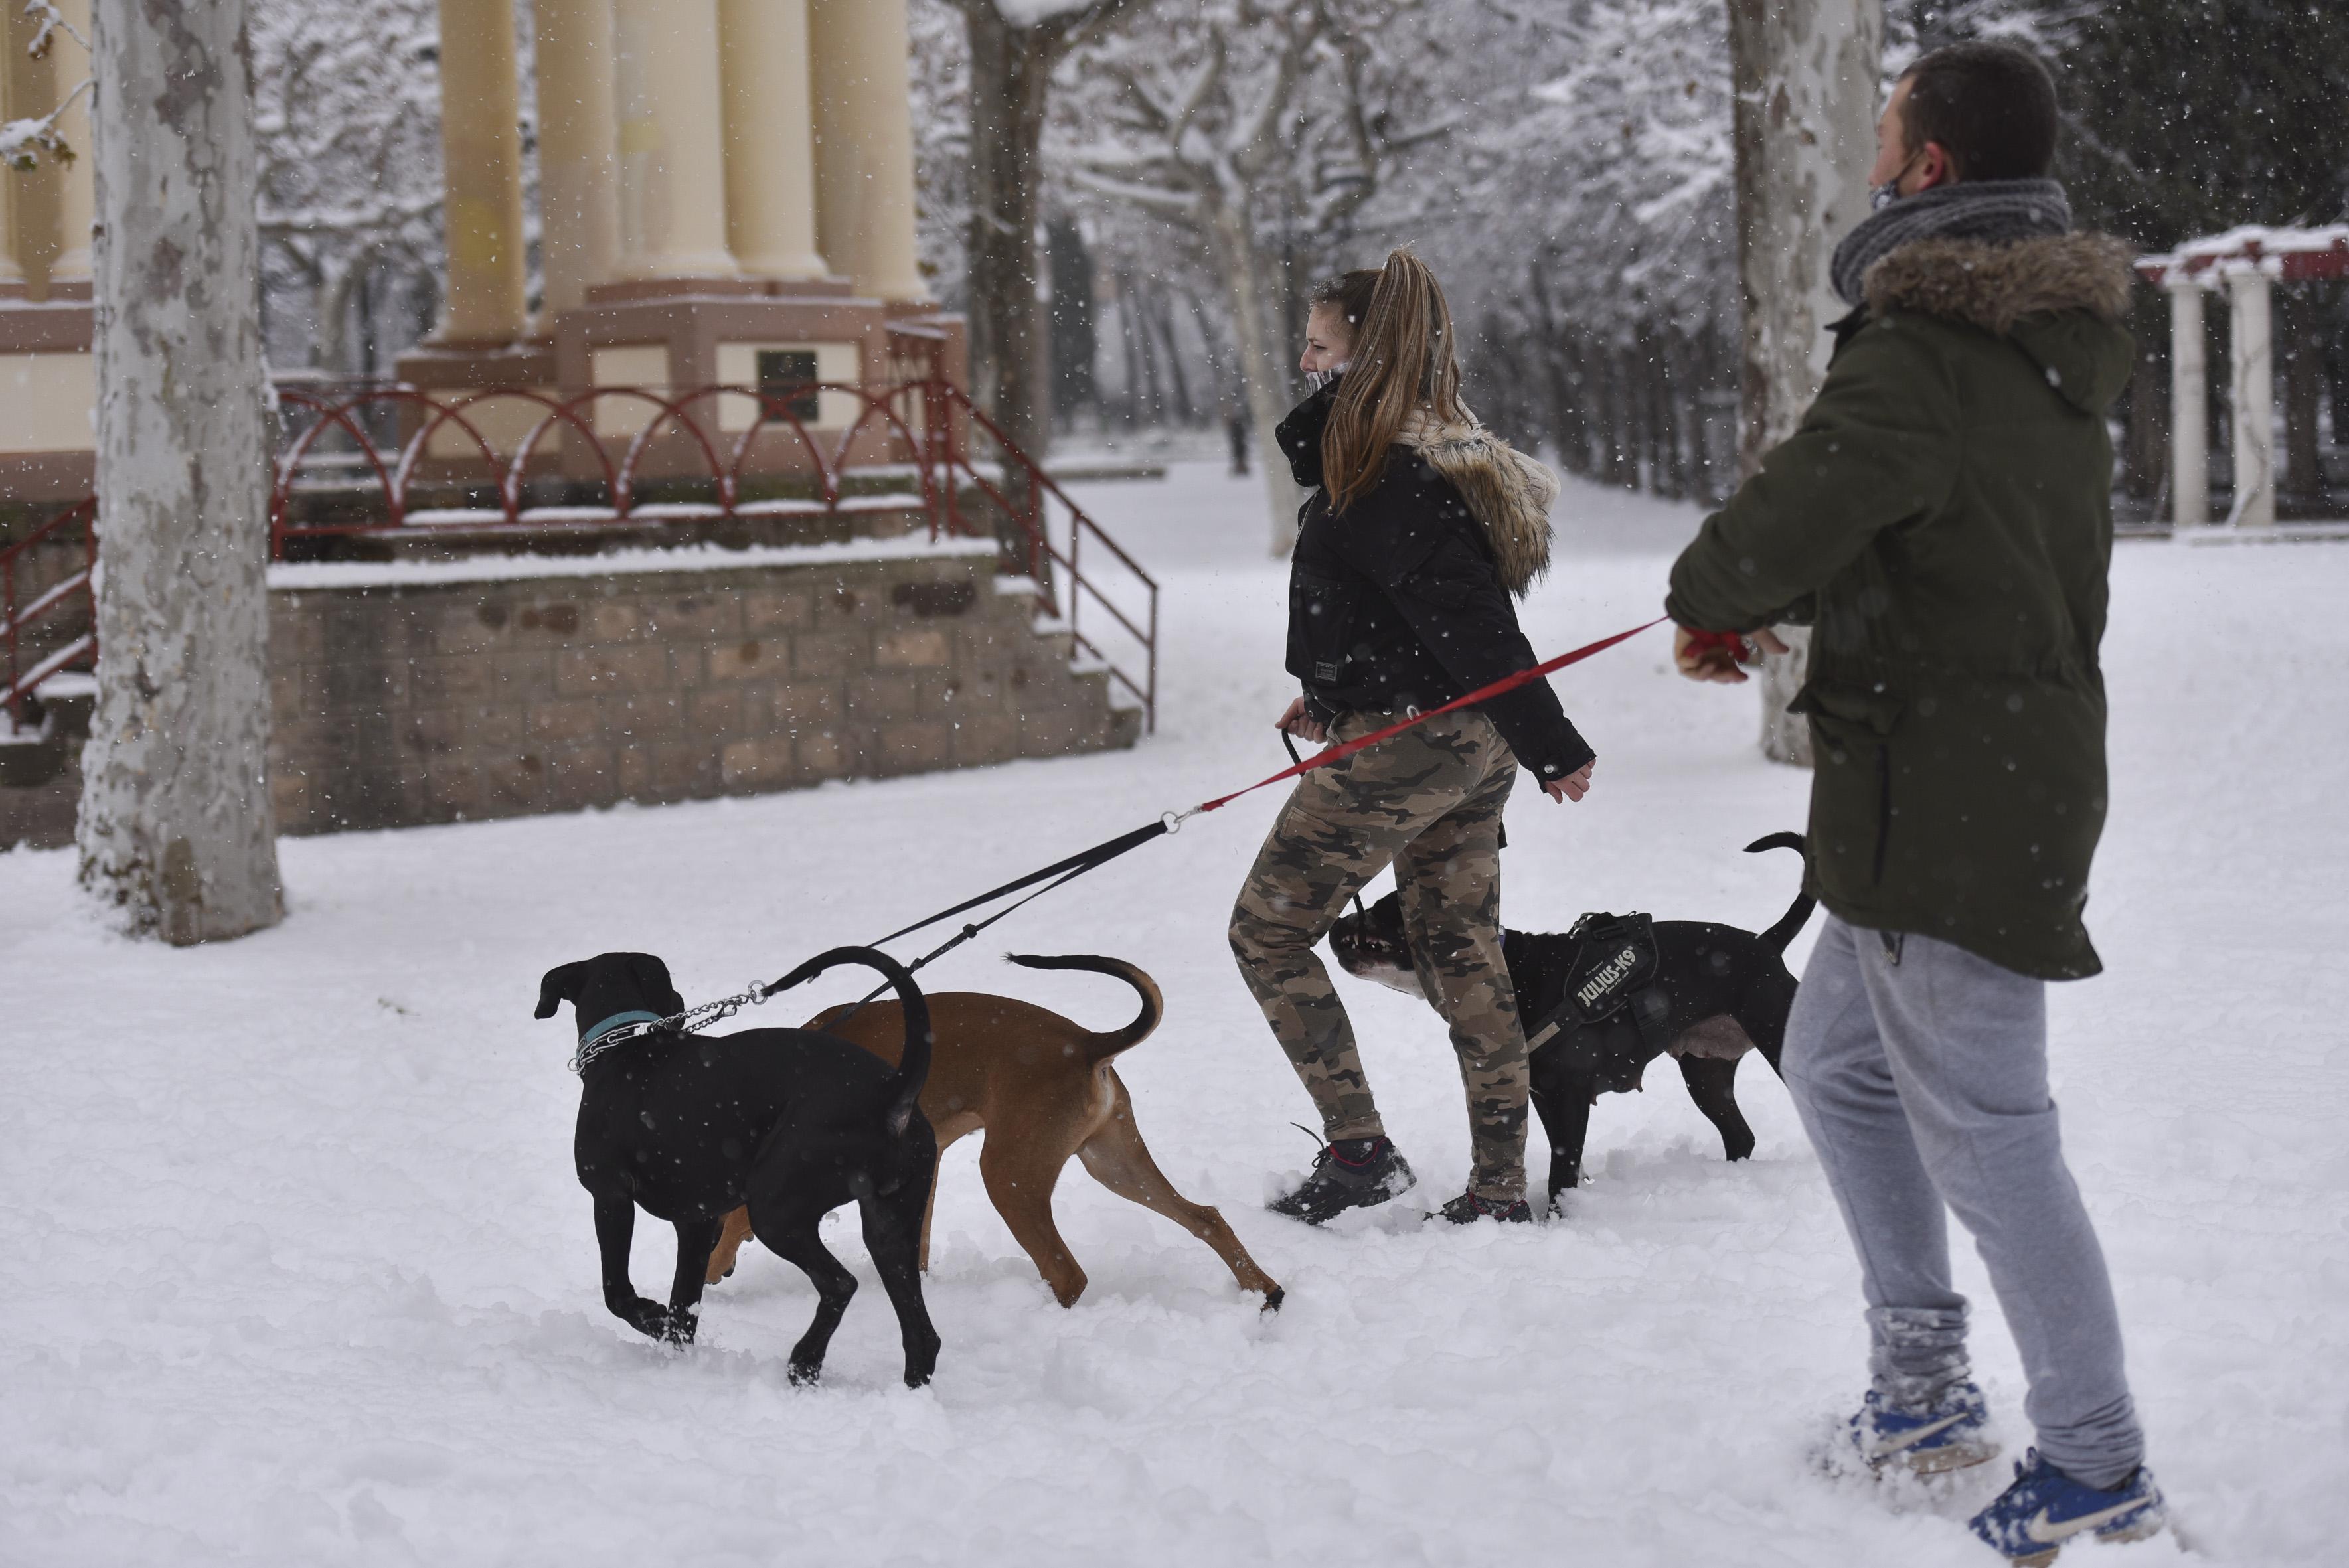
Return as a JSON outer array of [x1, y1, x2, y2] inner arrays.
[[4, 465, 2343, 1566]]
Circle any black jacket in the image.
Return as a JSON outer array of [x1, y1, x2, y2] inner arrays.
[[1275, 384, 1595, 783]]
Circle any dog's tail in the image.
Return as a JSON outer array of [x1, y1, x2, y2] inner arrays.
[[1004, 953, 1163, 1065], [1743, 832, 1817, 953], [770, 945, 933, 1137]]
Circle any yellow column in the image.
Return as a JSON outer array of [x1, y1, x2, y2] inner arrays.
[[532, 0, 621, 317], [718, 0, 827, 281], [432, 0, 528, 342], [612, 0, 738, 280], [46, 0, 93, 285], [0, 4, 25, 290], [808, 0, 928, 303]]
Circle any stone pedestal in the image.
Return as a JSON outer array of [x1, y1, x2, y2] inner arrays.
[[550, 283, 893, 477]]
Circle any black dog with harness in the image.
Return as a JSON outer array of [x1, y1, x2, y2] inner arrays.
[[1329, 834, 1816, 1209]]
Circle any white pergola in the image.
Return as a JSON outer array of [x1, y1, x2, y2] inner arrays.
[[2136, 225, 2349, 530]]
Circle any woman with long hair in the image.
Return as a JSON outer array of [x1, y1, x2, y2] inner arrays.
[[1231, 250, 1597, 1227]]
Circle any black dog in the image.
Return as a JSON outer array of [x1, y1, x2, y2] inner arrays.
[[1328, 834, 1814, 1209], [536, 945, 942, 1387]]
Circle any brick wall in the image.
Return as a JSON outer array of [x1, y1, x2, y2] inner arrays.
[[267, 544, 1139, 834], [0, 542, 1139, 848]]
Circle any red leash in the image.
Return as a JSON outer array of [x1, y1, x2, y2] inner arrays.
[[1182, 615, 1669, 819]]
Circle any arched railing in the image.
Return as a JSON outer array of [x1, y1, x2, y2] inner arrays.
[[19, 375, 1155, 736], [264, 374, 1153, 729]]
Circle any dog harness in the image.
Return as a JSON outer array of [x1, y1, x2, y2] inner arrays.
[[1524, 911, 1670, 1063]]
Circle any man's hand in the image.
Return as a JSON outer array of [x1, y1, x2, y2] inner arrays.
[[1275, 696, 1328, 744], [1673, 625, 1789, 684], [1542, 760, 1595, 803]]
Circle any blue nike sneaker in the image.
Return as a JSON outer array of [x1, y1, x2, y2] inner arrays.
[[1847, 1381, 1998, 1474], [1969, 1449, 2165, 1566]]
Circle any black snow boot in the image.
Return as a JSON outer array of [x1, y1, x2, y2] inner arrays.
[[1269, 1133, 1416, 1225], [1434, 1190, 1534, 1225]]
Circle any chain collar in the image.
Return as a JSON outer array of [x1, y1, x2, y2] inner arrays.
[[567, 982, 774, 1073]]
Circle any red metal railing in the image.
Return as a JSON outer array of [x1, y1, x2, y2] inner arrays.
[[918, 382, 1160, 726], [266, 377, 941, 543], [264, 375, 1153, 728], [2, 497, 97, 734], [11, 370, 1155, 734]]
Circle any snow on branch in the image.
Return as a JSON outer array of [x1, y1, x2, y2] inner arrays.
[[3, 2, 91, 171], [20, 0, 85, 57]]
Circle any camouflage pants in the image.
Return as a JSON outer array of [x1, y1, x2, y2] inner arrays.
[[1228, 708, 1530, 1200]]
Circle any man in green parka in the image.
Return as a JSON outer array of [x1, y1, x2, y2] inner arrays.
[[1666, 42, 2166, 1565]]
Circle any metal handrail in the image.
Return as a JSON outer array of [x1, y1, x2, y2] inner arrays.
[[922, 382, 1159, 730], [2, 497, 98, 730], [17, 376, 1157, 733], [265, 376, 1152, 729]]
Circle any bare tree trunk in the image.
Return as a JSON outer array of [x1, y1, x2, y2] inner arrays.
[[1207, 208, 1303, 556], [78, 0, 284, 943], [1603, 342, 1637, 488], [2281, 287, 2324, 514], [1728, 0, 1883, 767], [2123, 290, 2169, 507], [954, 0, 1143, 581], [1149, 287, 1196, 425], [958, 6, 1055, 572]]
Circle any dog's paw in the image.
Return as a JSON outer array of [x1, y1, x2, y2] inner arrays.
[[787, 1358, 823, 1387]]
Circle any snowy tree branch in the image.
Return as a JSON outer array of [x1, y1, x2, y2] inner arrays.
[[3, 3, 91, 171]]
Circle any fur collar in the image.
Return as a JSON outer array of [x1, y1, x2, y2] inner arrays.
[[1398, 410, 1558, 595], [1864, 232, 2135, 336]]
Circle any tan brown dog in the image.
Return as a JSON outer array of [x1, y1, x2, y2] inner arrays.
[[705, 954, 1282, 1310]]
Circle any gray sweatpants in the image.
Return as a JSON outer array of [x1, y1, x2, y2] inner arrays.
[[1783, 913, 2145, 1488]]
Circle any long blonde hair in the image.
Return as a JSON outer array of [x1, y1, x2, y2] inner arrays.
[[1320, 249, 1466, 514]]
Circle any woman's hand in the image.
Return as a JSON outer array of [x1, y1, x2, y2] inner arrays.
[[1276, 696, 1328, 744], [1542, 760, 1595, 803]]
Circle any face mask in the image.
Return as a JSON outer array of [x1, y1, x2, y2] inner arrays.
[[1870, 149, 1925, 211]]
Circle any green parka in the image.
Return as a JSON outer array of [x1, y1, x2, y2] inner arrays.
[[1666, 231, 2136, 980]]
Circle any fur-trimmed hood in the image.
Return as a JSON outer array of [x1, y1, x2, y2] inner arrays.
[[1396, 411, 1558, 595], [1864, 232, 2133, 335], [1274, 382, 1558, 595], [1864, 232, 2137, 416]]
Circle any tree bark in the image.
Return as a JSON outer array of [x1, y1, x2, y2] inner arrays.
[[955, 0, 1144, 580], [1727, 0, 1882, 768], [2123, 289, 2169, 506], [2279, 287, 2324, 514], [78, 0, 283, 943], [1205, 206, 1304, 556]]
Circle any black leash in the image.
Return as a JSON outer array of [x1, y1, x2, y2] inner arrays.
[[868, 818, 1169, 946], [827, 817, 1173, 1023]]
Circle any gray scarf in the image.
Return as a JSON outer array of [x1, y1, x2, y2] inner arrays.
[[1829, 178, 2072, 307]]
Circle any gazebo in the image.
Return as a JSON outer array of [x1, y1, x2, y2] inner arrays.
[[2135, 224, 2349, 530], [1, 1, 1160, 858], [0, 0, 951, 509]]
